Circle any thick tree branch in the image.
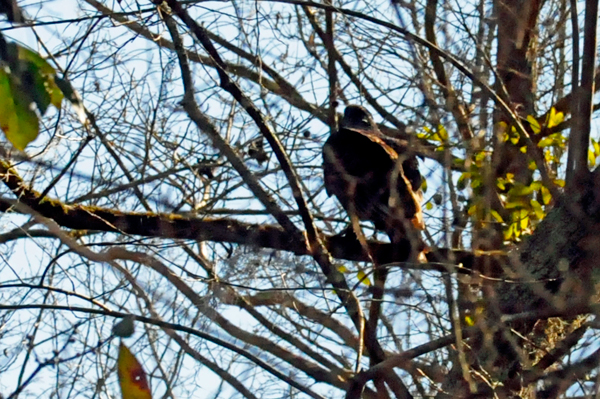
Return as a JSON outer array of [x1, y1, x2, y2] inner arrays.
[[0, 157, 486, 269], [566, 0, 598, 187]]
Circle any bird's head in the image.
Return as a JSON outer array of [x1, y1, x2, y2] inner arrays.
[[341, 105, 376, 130]]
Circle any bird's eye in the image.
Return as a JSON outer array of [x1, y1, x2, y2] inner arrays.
[[361, 117, 369, 124]]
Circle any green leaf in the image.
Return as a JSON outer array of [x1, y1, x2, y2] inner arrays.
[[425, 202, 433, 210], [17, 45, 63, 110], [17, 46, 56, 75], [538, 137, 554, 147], [0, 69, 40, 150], [421, 178, 428, 193], [21, 62, 51, 114]]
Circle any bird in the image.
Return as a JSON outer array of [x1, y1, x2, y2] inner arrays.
[[322, 104, 424, 243], [322, 105, 425, 330]]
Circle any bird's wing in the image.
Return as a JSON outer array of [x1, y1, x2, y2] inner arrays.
[[343, 127, 399, 160], [322, 142, 338, 198]]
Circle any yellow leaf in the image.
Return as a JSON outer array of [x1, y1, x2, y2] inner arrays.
[[528, 160, 537, 170], [527, 115, 541, 134], [437, 124, 448, 141], [505, 199, 528, 209], [507, 184, 533, 197], [553, 179, 565, 188], [546, 107, 564, 129], [589, 149, 596, 167], [425, 202, 433, 210], [475, 152, 487, 163], [530, 199, 544, 219], [464, 315, 474, 326], [520, 215, 529, 230], [337, 265, 348, 273], [504, 224, 514, 240], [593, 139, 600, 157], [490, 210, 503, 223], [538, 137, 554, 147], [118, 343, 152, 399], [520, 146, 527, 153], [541, 186, 552, 205], [529, 181, 542, 191], [356, 270, 371, 286]]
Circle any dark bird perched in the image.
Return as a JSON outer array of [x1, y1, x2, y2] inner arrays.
[[322, 105, 424, 244], [322, 105, 425, 332]]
